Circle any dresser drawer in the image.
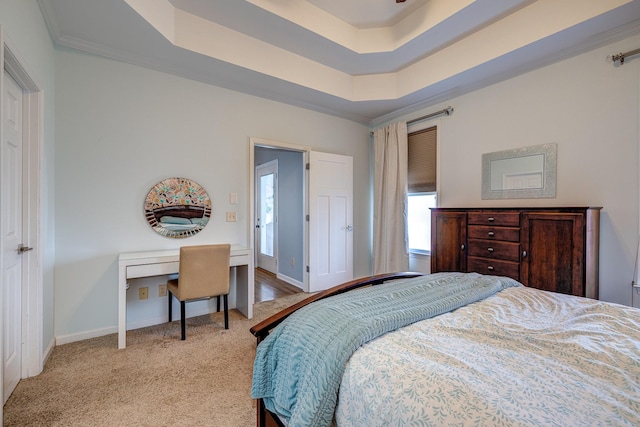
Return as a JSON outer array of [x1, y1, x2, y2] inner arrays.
[[468, 212, 520, 227], [467, 239, 520, 261], [468, 225, 520, 242], [467, 256, 520, 280]]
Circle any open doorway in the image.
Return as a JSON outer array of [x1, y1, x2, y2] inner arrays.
[[252, 139, 306, 290], [250, 138, 354, 294]]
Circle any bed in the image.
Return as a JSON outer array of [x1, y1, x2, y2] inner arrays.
[[250, 272, 640, 427]]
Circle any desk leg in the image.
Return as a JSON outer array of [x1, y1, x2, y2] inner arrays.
[[235, 263, 254, 319], [118, 265, 127, 349]]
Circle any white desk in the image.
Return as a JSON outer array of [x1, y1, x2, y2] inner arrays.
[[118, 247, 254, 349]]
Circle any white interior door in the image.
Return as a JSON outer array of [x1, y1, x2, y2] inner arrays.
[[2, 70, 23, 404], [309, 151, 353, 292], [255, 160, 278, 274]]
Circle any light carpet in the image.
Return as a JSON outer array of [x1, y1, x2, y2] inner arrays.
[[3, 293, 309, 427]]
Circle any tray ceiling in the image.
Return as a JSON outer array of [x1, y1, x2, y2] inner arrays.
[[37, 0, 640, 124]]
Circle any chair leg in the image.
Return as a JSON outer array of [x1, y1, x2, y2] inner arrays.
[[180, 300, 186, 340], [217, 295, 221, 312], [223, 294, 229, 329], [168, 291, 173, 322]]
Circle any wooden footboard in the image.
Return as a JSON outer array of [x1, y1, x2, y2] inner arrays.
[[250, 272, 424, 427]]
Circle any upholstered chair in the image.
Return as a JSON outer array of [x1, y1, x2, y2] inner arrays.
[[167, 244, 231, 340]]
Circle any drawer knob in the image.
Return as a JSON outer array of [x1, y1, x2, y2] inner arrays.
[[487, 247, 494, 252], [487, 217, 495, 222], [487, 266, 494, 271], [487, 231, 495, 237], [460, 244, 465, 251], [522, 250, 527, 258]]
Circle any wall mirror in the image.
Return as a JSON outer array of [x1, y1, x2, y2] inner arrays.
[[481, 143, 557, 199], [144, 177, 211, 238]]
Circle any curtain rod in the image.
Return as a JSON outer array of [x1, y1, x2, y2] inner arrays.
[[371, 106, 454, 135], [407, 106, 454, 125], [612, 48, 640, 65], [369, 106, 453, 135]]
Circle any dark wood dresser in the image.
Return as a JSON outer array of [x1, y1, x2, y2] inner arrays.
[[430, 207, 601, 298]]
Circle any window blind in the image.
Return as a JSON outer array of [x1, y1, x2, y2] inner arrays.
[[408, 126, 437, 192]]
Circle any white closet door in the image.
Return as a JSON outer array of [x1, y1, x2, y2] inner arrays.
[[2, 71, 23, 404]]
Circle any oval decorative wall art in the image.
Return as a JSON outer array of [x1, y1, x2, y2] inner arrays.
[[144, 177, 212, 238]]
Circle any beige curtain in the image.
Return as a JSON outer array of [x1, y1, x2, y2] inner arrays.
[[373, 122, 409, 274]]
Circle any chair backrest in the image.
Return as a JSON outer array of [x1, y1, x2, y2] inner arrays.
[[177, 244, 231, 300]]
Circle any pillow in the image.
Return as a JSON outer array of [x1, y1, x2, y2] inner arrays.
[[191, 217, 210, 226], [159, 216, 192, 225]]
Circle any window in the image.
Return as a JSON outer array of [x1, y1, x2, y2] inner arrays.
[[408, 192, 437, 253], [407, 126, 437, 254]]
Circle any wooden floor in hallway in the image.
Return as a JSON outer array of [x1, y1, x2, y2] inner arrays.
[[254, 268, 303, 303]]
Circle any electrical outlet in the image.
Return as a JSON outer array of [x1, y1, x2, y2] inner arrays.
[[139, 287, 148, 300], [226, 211, 237, 222], [158, 284, 167, 297], [229, 192, 238, 204]]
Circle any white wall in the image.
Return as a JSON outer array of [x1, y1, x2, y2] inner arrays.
[[389, 34, 640, 306], [409, 253, 430, 274], [0, 0, 57, 353], [54, 47, 371, 340]]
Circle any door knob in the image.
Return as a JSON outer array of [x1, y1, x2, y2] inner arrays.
[[346, 225, 353, 232], [18, 244, 33, 253]]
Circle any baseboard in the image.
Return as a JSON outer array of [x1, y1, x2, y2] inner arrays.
[[54, 305, 228, 345], [56, 325, 118, 346], [43, 336, 56, 366], [126, 305, 216, 331], [276, 273, 304, 289]]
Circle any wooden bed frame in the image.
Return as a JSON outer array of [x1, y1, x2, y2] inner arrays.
[[249, 272, 424, 427]]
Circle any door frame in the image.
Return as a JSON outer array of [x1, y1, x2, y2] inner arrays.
[[250, 137, 309, 292], [635, 64, 640, 308], [1, 29, 45, 410]]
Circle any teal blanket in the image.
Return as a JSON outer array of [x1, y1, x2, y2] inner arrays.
[[251, 272, 521, 427]]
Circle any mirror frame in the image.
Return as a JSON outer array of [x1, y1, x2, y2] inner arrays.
[[144, 177, 212, 238], [481, 143, 557, 200]]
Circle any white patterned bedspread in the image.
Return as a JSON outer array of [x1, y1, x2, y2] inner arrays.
[[335, 286, 640, 426]]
